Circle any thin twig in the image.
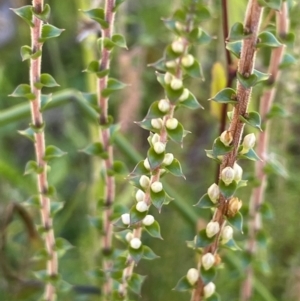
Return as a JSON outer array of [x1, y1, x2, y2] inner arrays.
[[240, 3, 288, 300]]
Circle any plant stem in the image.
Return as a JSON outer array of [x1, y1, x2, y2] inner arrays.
[[192, 1, 263, 300], [98, 0, 116, 297], [30, 1, 58, 300], [240, 3, 288, 300]]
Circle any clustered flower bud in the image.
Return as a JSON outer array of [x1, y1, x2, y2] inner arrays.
[[206, 221, 220, 238], [151, 118, 163, 129], [227, 197, 242, 217], [220, 130, 233, 146], [151, 181, 163, 193], [170, 77, 183, 90], [207, 183, 219, 203], [135, 189, 145, 202], [163, 153, 174, 166], [171, 39, 185, 53], [153, 141, 165, 154], [139, 175, 150, 188], [221, 225, 233, 244], [186, 268, 199, 285], [181, 54, 195, 67], [158, 98, 170, 112], [179, 88, 189, 101], [130, 237, 142, 249], [151, 133, 160, 145], [233, 162, 243, 182], [204, 282, 216, 298], [143, 158, 150, 170], [201, 253, 215, 270], [165, 60, 177, 68], [242, 133, 256, 152], [142, 215, 155, 226], [164, 72, 173, 85], [175, 21, 185, 32], [125, 232, 133, 242], [136, 201, 149, 212], [221, 166, 235, 185], [166, 118, 178, 130], [121, 213, 130, 225]]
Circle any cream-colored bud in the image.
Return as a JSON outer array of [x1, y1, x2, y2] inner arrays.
[[151, 133, 160, 145], [158, 99, 170, 112], [179, 88, 189, 101], [143, 158, 150, 170], [227, 197, 242, 217], [151, 118, 163, 129], [175, 21, 185, 31], [135, 189, 145, 202], [233, 162, 243, 182], [121, 213, 130, 225], [153, 141, 165, 154], [164, 72, 173, 84], [165, 60, 177, 68], [204, 282, 216, 298], [136, 201, 149, 212], [221, 167, 235, 185], [142, 215, 155, 226], [125, 232, 133, 242], [139, 175, 150, 188], [163, 153, 174, 166], [181, 54, 195, 67], [221, 225, 233, 244], [186, 268, 199, 285], [151, 181, 163, 193], [220, 130, 233, 146], [207, 183, 220, 203], [130, 237, 142, 249], [201, 253, 215, 270], [242, 133, 256, 150], [170, 78, 183, 90], [171, 39, 184, 53], [206, 221, 220, 238], [166, 118, 178, 130]]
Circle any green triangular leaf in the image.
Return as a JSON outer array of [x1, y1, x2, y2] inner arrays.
[[239, 111, 262, 131], [11, 5, 34, 27], [18, 127, 35, 142], [164, 158, 185, 178], [142, 245, 160, 260], [150, 189, 166, 212], [127, 273, 146, 295], [219, 180, 237, 199], [194, 193, 215, 209], [44, 145, 66, 161], [82, 8, 109, 28], [33, 4, 51, 22], [39, 24, 64, 42], [195, 229, 214, 248], [101, 78, 127, 97], [200, 266, 217, 284], [228, 22, 250, 41], [226, 41, 242, 58], [173, 276, 194, 291], [183, 59, 204, 80], [144, 221, 163, 239], [212, 138, 233, 157], [147, 147, 164, 170], [9, 84, 35, 100], [257, 0, 282, 11], [256, 31, 282, 48], [35, 74, 59, 89], [55, 238, 74, 258], [209, 88, 237, 104], [227, 212, 243, 233], [178, 91, 203, 110], [129, 206, 148, 225], [166, 122, 184, 144]]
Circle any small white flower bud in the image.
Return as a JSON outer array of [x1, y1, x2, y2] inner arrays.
[[233, 162, 243, 182], [142, 215, 155, 226], [179, 88, 189, 101], [221, 167, 235, 185], [163, 153, 174, 166], [135, 189, 145, 202], [151, 181, 163, 193], [139, 175, 150, 188], [136, 201, 149, 212], [242, 133, 256, 150], [158, 99, 170, 113], [165, 60, 177, 68], [121, 213, 130, 225], [186, 268, 199, 285], [170, 78, 183, 90], [206, 221, 220, 238], [171, 39, 184, 53], [143, 158, 150, 170], [201, 253, 215, 270], [204, 282, 216, 298], [130, 237, 142, 249], [221, 225, 233, 244], [175, 21, 185, 31], [151, 118, 163, 129], [166, 118, 179, 130], [125, 232, 133, 242], [153, 142, 165, 154], [151, 133, 160, 145], [207, 183, 220, 203], [220, 130, 233, 146], [164, 72, 173, 84], [181, 54, 195, 67]]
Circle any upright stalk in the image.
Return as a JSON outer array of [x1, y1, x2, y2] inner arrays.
[[30, 1, 57, 300], [241, 3, 289, 300]]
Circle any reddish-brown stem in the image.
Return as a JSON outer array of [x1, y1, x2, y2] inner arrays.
[[192, 1, 263, 300], [98, 0, 116, 297], [240, 3, 288, 300], [30, 1, 58, 300]]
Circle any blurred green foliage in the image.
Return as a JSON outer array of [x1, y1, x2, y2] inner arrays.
[[0, 0, 300, 300]]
